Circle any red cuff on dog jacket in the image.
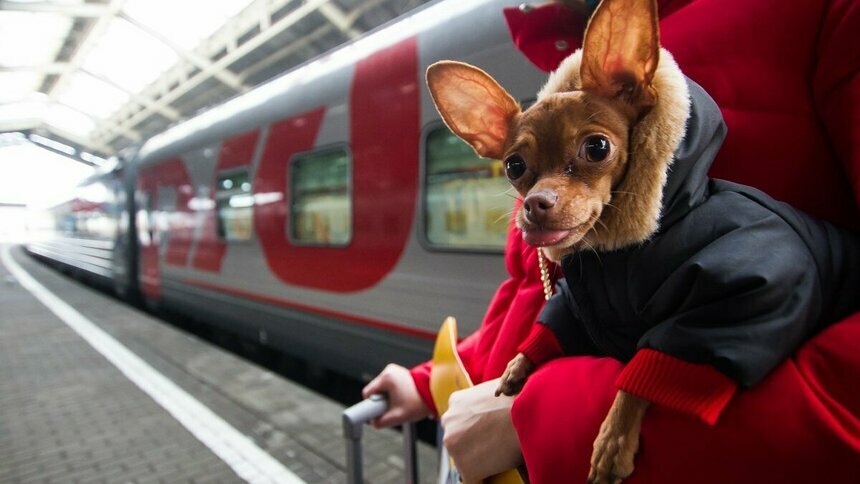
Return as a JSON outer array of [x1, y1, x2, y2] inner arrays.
[[518, 323, 565, 367], [617, 349, 738, 425]]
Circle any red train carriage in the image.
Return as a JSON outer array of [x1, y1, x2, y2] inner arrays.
[[28, 0, 545, 378]]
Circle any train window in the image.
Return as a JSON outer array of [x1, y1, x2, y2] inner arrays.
[[216, 169, 254, 241], [290, 147, 352, 246], [424, 126, 512, 251]]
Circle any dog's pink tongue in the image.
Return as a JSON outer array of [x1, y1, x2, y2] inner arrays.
[[522, 228, 571, 247]]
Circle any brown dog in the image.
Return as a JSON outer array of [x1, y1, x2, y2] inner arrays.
[[428, 0, 665, 481], [427, 0, 860, 481]]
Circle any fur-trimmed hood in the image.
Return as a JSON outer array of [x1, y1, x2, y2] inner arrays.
[[538, 48, 727, 251]]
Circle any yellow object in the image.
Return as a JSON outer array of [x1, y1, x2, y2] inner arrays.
[[430, 317, 526, 484]]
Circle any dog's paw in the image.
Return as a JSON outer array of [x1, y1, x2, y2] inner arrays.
[[587, 418, 640, 484], [587, 391, 648, 483], [494, 353, 534, 396]]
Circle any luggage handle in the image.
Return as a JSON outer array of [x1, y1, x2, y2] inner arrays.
[[342, 393, 419, 484]]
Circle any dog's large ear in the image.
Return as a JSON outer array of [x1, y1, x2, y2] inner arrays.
[[580, 0, 659, 111], [426, 61, 520, 160]]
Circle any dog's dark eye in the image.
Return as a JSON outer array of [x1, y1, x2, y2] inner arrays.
[[505, 154, 526, 180], [583, 136, 611, 162]]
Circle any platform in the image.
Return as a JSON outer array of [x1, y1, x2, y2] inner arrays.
[[0, 244, 436, 483]]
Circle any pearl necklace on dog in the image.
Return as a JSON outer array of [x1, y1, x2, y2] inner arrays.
[[538, 248, 554, 301]]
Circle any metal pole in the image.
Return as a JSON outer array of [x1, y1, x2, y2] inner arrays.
[[342, 394, 388, 484], [403, 421, 418, 484]]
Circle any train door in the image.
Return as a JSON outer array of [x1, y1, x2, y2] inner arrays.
[[136, 183, 160, 301], [110, 169, 131, 296]]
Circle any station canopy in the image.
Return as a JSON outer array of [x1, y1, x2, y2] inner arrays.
[[0, 0, 430, 165]]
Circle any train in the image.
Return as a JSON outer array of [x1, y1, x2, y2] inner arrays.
[[25, 0, 549, 380]]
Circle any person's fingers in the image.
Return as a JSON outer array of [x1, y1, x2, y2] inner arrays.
[[361, 364, 430, 429], [362, 372, 389, 399], [374, 408, 404, 428], [439, 410, 449, 430]]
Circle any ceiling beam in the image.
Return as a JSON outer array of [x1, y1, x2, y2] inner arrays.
[[0, 63, 70, 75], [93, 0, 332, 145], [27, 131, 106, 166], [318, 3, 362, 39], [27, 124, 111, 156], [238, 23, 338, 83], [0, 1, 110, 17], [0, 118, 42, 134], [119, 13, 249, 93], [0, 104, 117, 155], [55, 101, 141, 143], [41, 0, 126, 152], [47, 0, 127, 100], [80, 68, 181, 121]]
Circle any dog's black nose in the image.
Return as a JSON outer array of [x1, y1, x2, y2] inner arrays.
[[523, 190, 557, 223]]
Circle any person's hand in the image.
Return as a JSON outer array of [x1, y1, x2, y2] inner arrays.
[[441, 378, 524, 482], [362, 364, 431, 428]]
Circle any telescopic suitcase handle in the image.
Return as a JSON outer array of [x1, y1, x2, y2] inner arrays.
[[342, 393, 419, 484]]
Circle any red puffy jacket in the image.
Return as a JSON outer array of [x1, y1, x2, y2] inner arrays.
[[411, 0, 860, 482]]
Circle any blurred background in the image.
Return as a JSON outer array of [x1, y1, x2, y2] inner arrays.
[[1, 2, 465, 482], [0, 136, 93, 243], [0, 0, 430, 242]]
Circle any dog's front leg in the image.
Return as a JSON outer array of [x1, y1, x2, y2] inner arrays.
[[588, 390, 649, 484], [495, 353, 535, 397]]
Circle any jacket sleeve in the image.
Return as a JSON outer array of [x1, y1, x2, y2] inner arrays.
[[410, 200, 543, 416], [408, 269, 524, 415], [409, 329, 484, 417], [518, 322, 565, 367], [525, 279, 600, 359], [512, 316, 860, 483], [623, 199, 829, 424], [813, 0, 860, 206], [616, 349, 737, 425]]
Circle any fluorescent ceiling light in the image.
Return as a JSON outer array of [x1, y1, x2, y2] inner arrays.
[[30, 133, 76, 155], [80, 151, 108, 166], [0, 132, 28, 145]]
